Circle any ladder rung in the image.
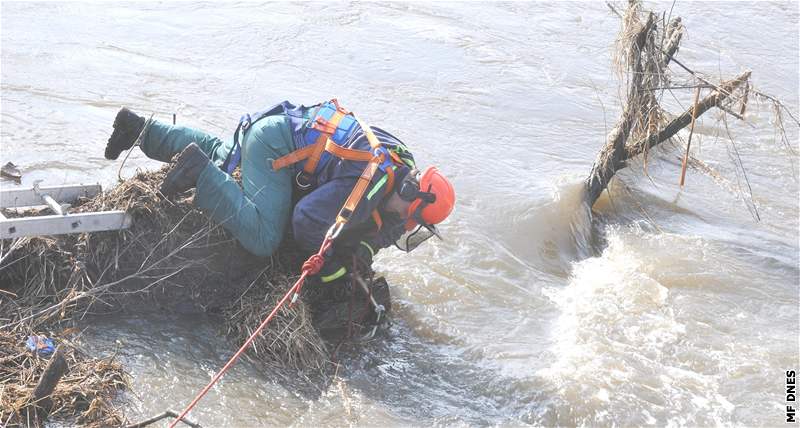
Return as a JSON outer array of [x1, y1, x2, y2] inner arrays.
[[39, 193, 66, 216]]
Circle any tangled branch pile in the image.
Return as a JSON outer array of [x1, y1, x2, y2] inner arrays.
[[1, 168, 332, 425], [0, 330, 128, 427], [586, 1, 798, 211]]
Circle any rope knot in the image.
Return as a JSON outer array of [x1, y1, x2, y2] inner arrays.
[[302, 254, 325, 275]]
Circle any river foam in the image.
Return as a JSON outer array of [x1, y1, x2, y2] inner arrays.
[[539, 227, 737, 426]]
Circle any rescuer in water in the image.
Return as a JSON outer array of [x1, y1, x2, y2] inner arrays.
[[104, 100, 455, 317]]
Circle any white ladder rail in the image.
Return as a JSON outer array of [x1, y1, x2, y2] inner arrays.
[[0, 184, 101, 209], [0, 183, 132, 239]]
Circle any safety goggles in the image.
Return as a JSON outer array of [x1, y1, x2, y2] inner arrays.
[[398, 170, 423, 200], [399, 171, 437, 221]]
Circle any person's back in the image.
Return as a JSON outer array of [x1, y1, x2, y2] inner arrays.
[[103, 99, 455, 291]]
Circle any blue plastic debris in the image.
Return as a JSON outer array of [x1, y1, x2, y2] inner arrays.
[[26, 335, 55, 357]]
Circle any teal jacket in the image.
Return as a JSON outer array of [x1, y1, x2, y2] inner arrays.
[[227, 101, 416, 282]]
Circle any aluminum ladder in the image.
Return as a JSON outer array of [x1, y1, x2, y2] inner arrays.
[[0, 182, 132, 239]]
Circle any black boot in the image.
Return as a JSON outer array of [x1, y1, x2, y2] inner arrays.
[[105, 107, 145, 160], [160, 143, 210, 196]]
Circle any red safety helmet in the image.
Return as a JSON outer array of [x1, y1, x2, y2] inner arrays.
[[394, 166, 455, 252], [399, 166, 456, 230]]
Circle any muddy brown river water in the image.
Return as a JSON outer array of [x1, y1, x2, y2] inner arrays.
[[2, 1, 798, 426]]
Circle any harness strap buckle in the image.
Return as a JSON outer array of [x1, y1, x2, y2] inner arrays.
[[372, 146, 394, 172], [330, 98, 350, 115], [240, 114, 252, 132], [295, 170, 313, 189], [311, 117, 338, 135]]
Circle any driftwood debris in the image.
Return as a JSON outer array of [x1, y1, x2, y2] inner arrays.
[[0, 330, 128, 427], [25, 346, 69, 423], [585, 1, 796, 212], [587, 69, 751, 204], [1, 162, 22, 184], [679, 86, 702, 187]]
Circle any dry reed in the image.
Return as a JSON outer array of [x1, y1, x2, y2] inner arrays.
[[1, 167, 333, 426], [0, 330, 128, 427]]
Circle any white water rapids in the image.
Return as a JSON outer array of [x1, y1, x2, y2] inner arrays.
[[1, 1, 798, 426]]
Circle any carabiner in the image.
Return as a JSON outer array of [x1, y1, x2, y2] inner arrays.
[[356, 305, 385, 342], [325, 222, 344, 241]]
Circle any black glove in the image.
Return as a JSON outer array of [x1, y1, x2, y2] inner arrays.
[[313, 266, 352, 303], [315, 241, 374, 288]]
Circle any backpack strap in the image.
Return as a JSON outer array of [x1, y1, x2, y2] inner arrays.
[[222, 103, 289, 174], [334, 115, 396, 225], [269, 102, 400, 231], [271, 99, 351, 188]]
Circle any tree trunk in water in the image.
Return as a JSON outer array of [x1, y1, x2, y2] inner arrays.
[[585, 71, 751, 206]]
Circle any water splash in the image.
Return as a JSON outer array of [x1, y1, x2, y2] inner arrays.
[[538, 227, 737, 426]]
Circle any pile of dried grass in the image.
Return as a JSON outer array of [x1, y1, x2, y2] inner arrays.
[[2, 169, 242, 326], [1, 167, 334, 425], [0, 330, 128, 427], [224, 268, 329, 375]]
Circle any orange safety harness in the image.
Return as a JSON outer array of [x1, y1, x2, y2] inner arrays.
[[169, 102, 404, 427], [272, 99, 405, 231]]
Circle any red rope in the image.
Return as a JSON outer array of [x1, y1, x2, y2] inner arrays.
[[168, 236, 333, 428]]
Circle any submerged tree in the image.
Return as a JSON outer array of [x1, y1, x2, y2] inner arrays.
[[585, 1, 798, 221]]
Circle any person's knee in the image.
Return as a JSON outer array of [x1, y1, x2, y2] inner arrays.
[[242, 242, 274, 258], [237, 219, 284, 258], [242, 234, 281, 258]]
